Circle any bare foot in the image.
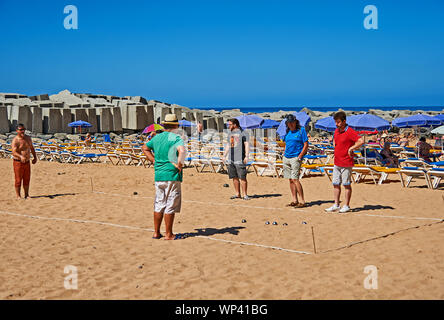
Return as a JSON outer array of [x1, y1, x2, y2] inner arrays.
[[16, 196, 21, 200], [152, 233, 163, 239], [164, 234, 176, 240]]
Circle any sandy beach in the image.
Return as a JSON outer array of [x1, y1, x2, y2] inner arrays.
[[0, 158, 443, 299]]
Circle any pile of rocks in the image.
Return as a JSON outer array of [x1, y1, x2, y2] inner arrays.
[[1, 90, 442, 138]]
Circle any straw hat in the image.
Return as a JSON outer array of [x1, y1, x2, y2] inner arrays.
[[161, 114, 179, 125], [381, 133, 388, 138]]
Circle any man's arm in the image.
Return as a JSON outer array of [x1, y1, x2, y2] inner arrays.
[[223, 143, 229, 160], [348, 137, 364, 157], [172, 145, 186, 172], [142, 144, 155, 164], [28, 137, 37, 164], [243, 140, 250, 164]]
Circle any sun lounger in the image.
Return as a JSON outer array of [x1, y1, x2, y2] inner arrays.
[[426, 168, 444, 189], [105, 152, 121, 165], [368, 166, 401, 184], [352, 165, 378, 184], [300, 163, 325, 178], [251, 161, 272, 176], [400, 158, 434, 170], [72, 153, 107, 164], [398, 167, 431, 188]]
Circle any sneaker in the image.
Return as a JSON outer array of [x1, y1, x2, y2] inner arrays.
[[339, 205, 350, 213], [325, 204, 340, 212]]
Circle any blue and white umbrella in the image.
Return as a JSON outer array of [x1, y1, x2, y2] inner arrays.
[[314, 116, 336, 132], [260, 119, 280, 129], [179, 120, 196, 127], [68, 120, 92, 128], [276, 112, 311, 138], [235, 115, 264, 129], [347, 113, 390, 131], [392, 114, 441, 128], [68, 120, 92, 133], [433, 114, 444, 124]]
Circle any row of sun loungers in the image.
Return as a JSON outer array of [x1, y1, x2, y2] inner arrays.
[[1, 139, 443, 189]]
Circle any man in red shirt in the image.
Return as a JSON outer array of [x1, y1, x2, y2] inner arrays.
[[325, 111, 364, 213]]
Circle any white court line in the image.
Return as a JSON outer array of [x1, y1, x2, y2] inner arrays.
[[0, 210, 311, 255], [359, 213, 443, 222], [93, 191, 444, 222], [93, 191, 305, 212]]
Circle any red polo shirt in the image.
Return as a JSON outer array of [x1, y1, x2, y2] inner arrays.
[[333, 126, 360, 167]]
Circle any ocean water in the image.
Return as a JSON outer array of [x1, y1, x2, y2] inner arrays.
[[197, 106, 444, 113]]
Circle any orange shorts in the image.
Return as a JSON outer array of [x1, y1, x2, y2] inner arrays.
[[13, 160, 31, 188]]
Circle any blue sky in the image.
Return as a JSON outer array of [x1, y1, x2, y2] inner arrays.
[[0, 0, 443, 108]]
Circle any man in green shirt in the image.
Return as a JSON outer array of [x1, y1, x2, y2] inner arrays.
[[142, 114, 186, 240]]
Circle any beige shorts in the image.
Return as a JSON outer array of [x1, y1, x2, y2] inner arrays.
[[332, 166, 352, 186], [283, 156, 302, 179], [154, 181, 182, 214]]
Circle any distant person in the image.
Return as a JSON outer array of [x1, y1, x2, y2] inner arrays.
[[282, 114, 309, 208], [325, 112, 364, 213], [380, 142, 399, 167], [84, 133, 92, 145], [417, 137, 436, 162], [399, 134, 409, 147], [223, 118, 250, 200], [11, 124, 37, 199], [142, 114, 186, 240]]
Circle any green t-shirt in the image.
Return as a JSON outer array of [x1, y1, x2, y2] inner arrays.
[[146, 131, 185, 182]]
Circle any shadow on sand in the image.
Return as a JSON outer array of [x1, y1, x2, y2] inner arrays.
[[30, 193, 78, 199], [249, 194, 282, 199], [180, 226, 246, 239], [350, 204, 395, 212]]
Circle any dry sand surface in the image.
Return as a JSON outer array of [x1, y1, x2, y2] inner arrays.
[[0, 158, 443, 299]]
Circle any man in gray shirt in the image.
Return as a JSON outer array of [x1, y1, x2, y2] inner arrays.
[[223, 118, 250, 200]]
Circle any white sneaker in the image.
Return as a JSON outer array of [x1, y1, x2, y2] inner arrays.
[[339, 205, 350, 213], [325, 204, 340, 212]]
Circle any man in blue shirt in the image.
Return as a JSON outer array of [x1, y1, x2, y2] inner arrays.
[[282, 114, 309, 208]]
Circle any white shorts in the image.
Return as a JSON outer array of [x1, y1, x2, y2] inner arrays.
[[154, 181, 182, 214], [332, 166, 352, 186]]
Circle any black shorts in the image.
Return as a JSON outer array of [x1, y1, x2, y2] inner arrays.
[[227, 163, 248, 180]]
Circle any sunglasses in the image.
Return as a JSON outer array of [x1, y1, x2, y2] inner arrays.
[[17, 128, 25, 131]]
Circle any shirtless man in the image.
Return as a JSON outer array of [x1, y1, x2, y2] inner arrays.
[[11, 124, 37, 199]]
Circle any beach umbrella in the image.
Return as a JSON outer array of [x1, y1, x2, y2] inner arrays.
[[235, 115, 264, 129], [431, 125, 444, 154], [431, 125, 444, 135], [433, 114, 444, 124], [294, 111, 311, 127], [179, 120, 196, 127], [68, 120, 92, 134], [142, 124, 164, 134], [392, 114, 441, 158], [260, 119, 280, 129], [392, 113, 441, 128], [347, 113, 391, 131], [276, 112, 312, 138], [346, 114, 390, 165], [314, 116, 336, 132]]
